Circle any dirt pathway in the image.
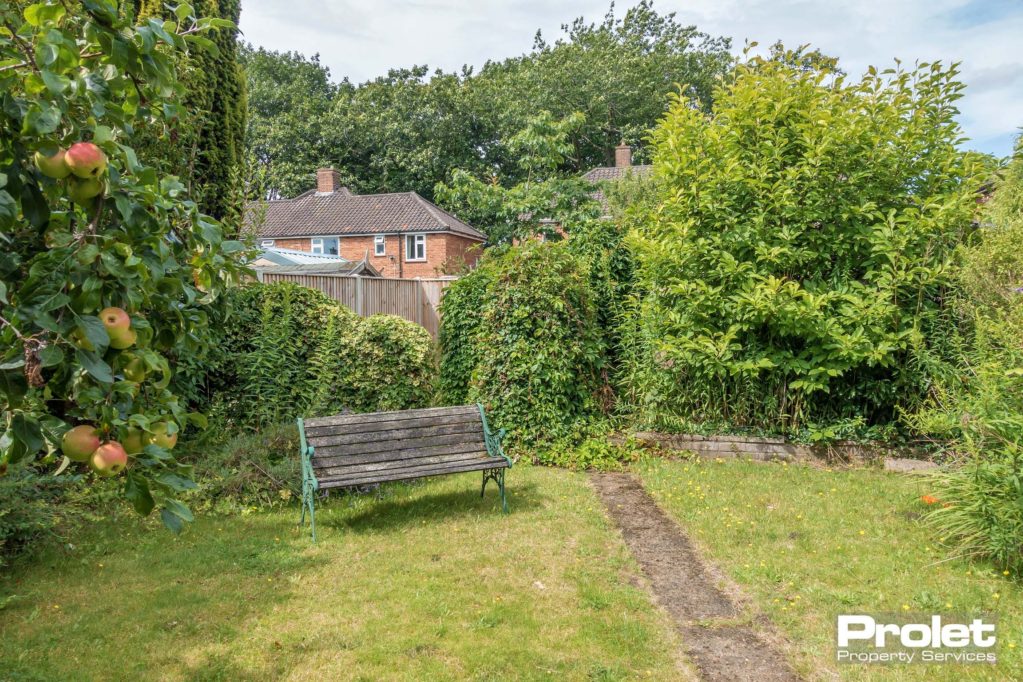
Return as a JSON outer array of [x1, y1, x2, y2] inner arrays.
[[591, 472, 800, 682]]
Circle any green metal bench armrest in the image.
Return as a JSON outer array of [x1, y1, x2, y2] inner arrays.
[[477, 403, 512, 468]]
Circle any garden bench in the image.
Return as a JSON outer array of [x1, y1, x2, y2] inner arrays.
[[296, 404, 512, 541]]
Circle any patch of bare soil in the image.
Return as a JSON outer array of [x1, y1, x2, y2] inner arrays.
[[591, 472, 801, 682]]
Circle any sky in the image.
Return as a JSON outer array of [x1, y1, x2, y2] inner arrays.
[[238, 0, 1023, 157]]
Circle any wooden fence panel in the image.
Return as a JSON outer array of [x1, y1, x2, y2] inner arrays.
[[257, 273, 454, 337]]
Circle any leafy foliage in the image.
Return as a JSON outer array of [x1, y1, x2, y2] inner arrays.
[[133, 0, 247, 228], [624, 48, 985, 436], [209, 283, 435, 428], [0, 461, 75, 566], [440, 243, 606, 452], [0, 1, 246, 528], [241, 2, 730, 201], [915, 136, 1023, 574], [335, 315, 435, 413], [434, 112, 602, 244]]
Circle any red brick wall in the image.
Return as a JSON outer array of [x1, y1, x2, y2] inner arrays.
[[263, 233, 483, 278]]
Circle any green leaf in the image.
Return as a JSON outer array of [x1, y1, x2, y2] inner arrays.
[[163, 498, 194, 522], [11, 414, 44, 454], [76, 350, 113, 383], [78, 315, 110, 352], [125, 474, 155, 516], [160, 508, 184, 533], [37, 344, 64, 367]]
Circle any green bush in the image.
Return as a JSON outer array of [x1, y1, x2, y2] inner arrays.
[[624, 48, 985, 436], [438, 255, 497, 404], [336, 315, 436, 412], [208, 282, 436, 427], [915, 137, 1023, 575], [440, 242, 606, 453], [0, 464, 75, 567]]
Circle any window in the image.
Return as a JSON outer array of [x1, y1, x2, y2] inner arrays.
[[260, 239, 274, 248], [374, 235, 386, 256], [405, 234, 426, 261], [311, 237, 339, 255]]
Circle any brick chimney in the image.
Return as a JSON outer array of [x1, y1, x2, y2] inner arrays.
[[316, 167, 341, 194], [614, 142, 632, 168]]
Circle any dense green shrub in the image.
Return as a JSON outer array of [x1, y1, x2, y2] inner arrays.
[[336, 315, 436, 412], [0, 464, 75, 567], [438, 257, 497, 404], [440, 242, 606, 452], [207, 283, 435, 427], [915, 138, 1023, 574], [624, 48, 985, 436]]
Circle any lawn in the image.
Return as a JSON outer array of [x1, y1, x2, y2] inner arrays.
[[0, 465, 687, 682], [636, 456, 1023, 681]]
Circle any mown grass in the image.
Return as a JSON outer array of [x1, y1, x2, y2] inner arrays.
[[636, 456, 1023, 681], [0, 465, 687, 681]]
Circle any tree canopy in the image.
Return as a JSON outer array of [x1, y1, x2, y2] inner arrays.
[[241, 1, 731, 202]]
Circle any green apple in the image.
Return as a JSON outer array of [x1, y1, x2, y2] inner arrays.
[[123, 357, 146, 382], [147, 422, 178, 450], [61, 425, 101, 463], [122, 428, 145, 455], [90, 441, 128, 476], [34, 149, 71, 179], [69, 327, 95, 351], [67, 176, 105, 205], [65, 142, 107, 179]]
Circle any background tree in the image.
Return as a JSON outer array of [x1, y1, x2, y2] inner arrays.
[[0, 0, 246, 529], [434, 112, 601, 244], [132, 0, 246, 228], [241, 1, 731, 201], [240, 44, 338, 200], [624, 47, 986, 436]]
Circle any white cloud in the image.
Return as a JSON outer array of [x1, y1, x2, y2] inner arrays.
[[239, 0, 1023, 155]]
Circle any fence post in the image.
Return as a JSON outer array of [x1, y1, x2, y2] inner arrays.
[[355, 275, 364, 317]]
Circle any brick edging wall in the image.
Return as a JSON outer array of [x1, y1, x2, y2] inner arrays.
[[629, 431, 913, 464]]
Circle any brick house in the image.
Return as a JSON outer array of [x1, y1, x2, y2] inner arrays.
[[246, 169, 486, 279]]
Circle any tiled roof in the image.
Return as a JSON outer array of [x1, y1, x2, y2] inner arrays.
[[580, 165, 653, 183], [245, 189, 486, 242], [581, 164, 653, 213]]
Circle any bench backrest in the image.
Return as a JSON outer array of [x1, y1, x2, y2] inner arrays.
[[300, 404, 505, 488]]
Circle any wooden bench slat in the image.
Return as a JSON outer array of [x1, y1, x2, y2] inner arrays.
[[315, 450, 497, 479], [312, 441, 487, 469], [304, 405, 478, 429], [304, 412, 481, 438], [311, 430, 485, 459], [306, 421, 484, 448], [317, 457, 507, 489]]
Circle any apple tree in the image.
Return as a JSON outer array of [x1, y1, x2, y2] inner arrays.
[[0, 1, 248, 530]]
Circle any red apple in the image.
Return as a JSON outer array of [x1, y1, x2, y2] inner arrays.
[[90, 441, 128, 476], [147, 422, 178, 450], [34, 149, 71, 179], [64, 142, 107, 179], [67, 176, 105, 205], [100, 307, 135, 349], [61, 425, 101, 463]]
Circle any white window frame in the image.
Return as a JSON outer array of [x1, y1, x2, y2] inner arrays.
[[405, 233, 426, 262], [374, 234, 386, 256], [310, 237, 339, 255], [260, 239, 274, 248]]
